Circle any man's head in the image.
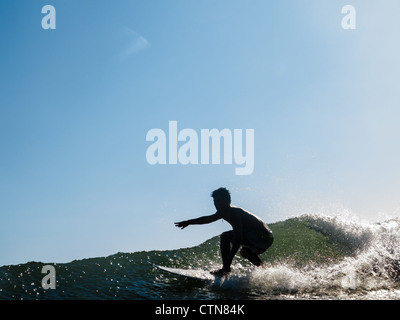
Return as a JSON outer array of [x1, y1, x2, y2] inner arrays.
[[211, 187, 231, 211]]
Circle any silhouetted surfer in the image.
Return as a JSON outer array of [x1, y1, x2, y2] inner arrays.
[[175, 187, 274, 277]]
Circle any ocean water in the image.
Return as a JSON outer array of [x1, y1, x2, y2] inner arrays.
[[1, 213, 399, 300]]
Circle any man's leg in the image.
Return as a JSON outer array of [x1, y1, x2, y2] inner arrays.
[[220, 231, 233, 270], [211, 231, 233, 276], [240, 247, 263, 267]]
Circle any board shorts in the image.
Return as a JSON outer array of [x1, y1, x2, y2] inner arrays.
[[242, 229, 274, 255]]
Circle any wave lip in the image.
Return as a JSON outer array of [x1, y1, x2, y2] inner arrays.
[[299, 213, 400, 284]]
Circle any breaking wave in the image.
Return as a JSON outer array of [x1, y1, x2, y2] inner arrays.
[[1, 212, 399, 299]]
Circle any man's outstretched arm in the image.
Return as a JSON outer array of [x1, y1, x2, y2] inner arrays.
[[175, 213, 221, 229]]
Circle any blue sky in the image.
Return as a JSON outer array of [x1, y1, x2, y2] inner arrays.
[[1, 0, 400, 266]]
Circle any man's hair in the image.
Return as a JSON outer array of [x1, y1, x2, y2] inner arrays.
[[211, 187, 231, 204]]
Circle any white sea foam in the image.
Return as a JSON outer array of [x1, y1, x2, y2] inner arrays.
[[212, 212, 400, 299]]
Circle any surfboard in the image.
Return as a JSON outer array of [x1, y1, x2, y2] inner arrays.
[[154, 264, 219, 282]]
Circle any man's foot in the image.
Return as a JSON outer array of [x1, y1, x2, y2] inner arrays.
[[210, 268, 230, 277]]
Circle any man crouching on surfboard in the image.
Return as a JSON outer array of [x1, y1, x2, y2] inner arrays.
[[175, 187, 274, 277]]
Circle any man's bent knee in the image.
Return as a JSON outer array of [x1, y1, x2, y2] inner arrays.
[[221, 231, 233, 241]]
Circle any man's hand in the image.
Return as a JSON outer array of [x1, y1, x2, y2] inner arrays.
[[175, 221, 190, 229]]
